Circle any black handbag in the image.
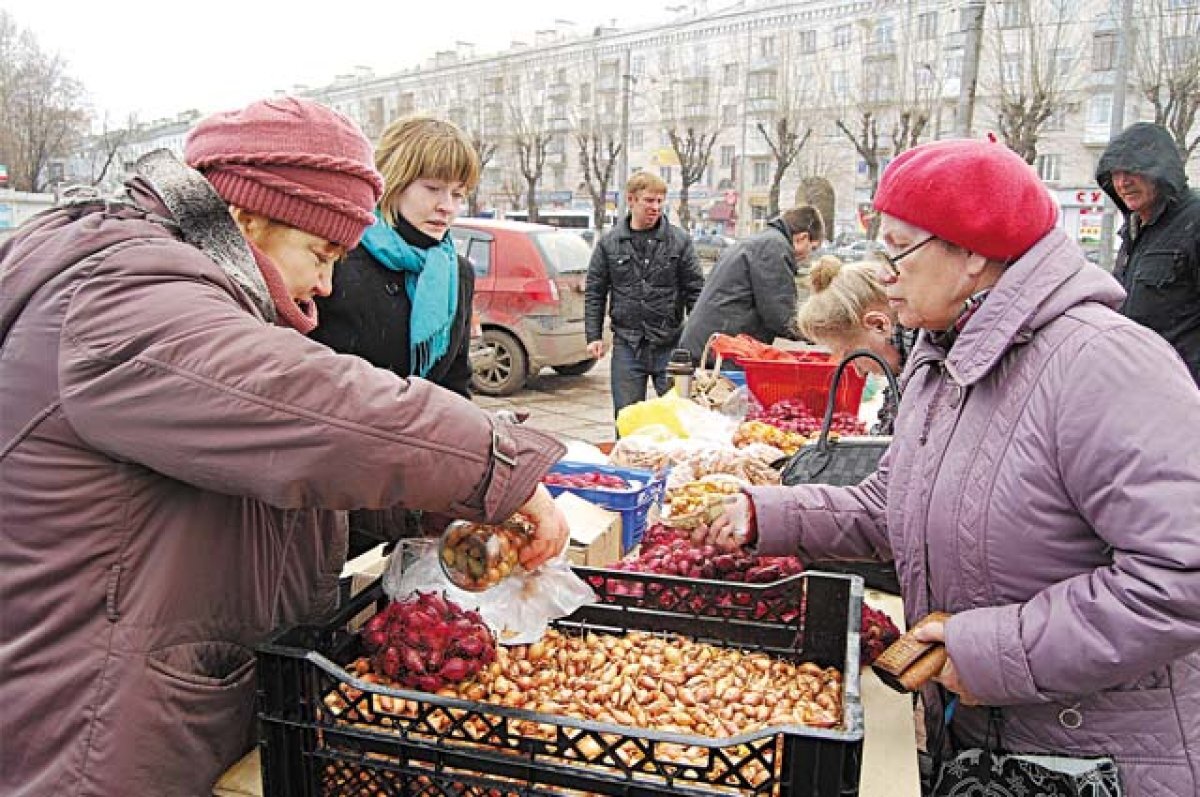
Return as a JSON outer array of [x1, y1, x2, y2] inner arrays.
[[780, 349, 899, 487], [781, 349, 902, 593], [930, 704, 1122, 797]]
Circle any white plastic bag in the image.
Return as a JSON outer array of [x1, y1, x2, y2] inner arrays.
[[383, 538, 595, 645]]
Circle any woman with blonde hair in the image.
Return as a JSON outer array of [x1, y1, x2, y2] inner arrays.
[[796, 256, 914, 433], [311, 115, 484, 555], [313, 114, 479, 396]]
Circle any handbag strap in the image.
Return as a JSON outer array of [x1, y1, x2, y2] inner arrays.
[[700, 333, 725, 375], [815, 349, 902, 449]]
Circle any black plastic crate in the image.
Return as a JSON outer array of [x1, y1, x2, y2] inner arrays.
[[257, 568, 864, 797]]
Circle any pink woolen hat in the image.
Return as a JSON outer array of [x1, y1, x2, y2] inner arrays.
[[873, 138, 1058, 263], [185, 97, 383, 249]]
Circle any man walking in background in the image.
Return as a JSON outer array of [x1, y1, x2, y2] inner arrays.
[[1096, 122, 1200, 385], [680, 205, 824, 364], [585, 172, 704, 417]]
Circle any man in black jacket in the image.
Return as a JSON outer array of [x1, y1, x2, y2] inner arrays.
[[680, 206, 824, 364], [1097, 122, 1200, 385], [585, 172, 704, 416]]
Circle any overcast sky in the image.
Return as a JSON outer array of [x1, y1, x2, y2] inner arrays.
[[5, 0, 679, 126]]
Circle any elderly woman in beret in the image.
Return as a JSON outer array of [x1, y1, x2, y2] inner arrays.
[[697, 138, 1200, 795]]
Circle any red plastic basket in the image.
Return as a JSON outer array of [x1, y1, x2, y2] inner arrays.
[[738, 351, 867, 416]]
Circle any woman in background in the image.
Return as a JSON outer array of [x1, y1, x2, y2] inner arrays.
[[312, 116, 480, 555], [796, 257, 914, 434]]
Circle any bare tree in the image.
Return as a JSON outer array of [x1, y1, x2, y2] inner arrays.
[[750, 34, 819, 218], [984, 0, 1082, 164], [656, 51, 727, 232], [1133, 0, 1200, 160], [467, 130, 496, 217], [575, 128, 621, 233], [0, 11, 88, 192], [84, 113, 138, 189], [507, 83, 550, 223]]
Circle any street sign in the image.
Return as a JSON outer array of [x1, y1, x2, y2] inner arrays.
[[0, 164, 8, 187]]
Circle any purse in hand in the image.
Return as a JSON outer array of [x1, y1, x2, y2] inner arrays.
[[871, 611, 950, 692]]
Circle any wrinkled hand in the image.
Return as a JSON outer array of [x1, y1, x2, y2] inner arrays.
[[911, 619, 982, 706], [690, 493, 754, 552], [516, 484, 570, 570], [586, 340, 607, 359]]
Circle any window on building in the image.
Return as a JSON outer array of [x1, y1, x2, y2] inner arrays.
[[1168, 36, 1198, 62], [631, 56, 646, 77], [876, 17, 894, 43], [580, 83, 591, 104], [915, 64, 936, 91], [1002, 54, 1022, 84], [1035, 153, 1061, 182], [722, 104, 737, 126], [798, 30, 816, 54], [831, 70, 848, 99], [753, 161, 770, 186], [1089, 94, 1113, 126], [833, 25, 852, 49], [945, 52, 964, 78], [723, 63, 739, 86], [999, 0, 1023, 28], [748, 70, 776, 99], [630, 128, 644, 148], [720, 145, 735, 168], [917, 11, 938, 40], [1092, 32, 1117, 71], [1044, 108, 1068, 131], [661, 166, 674, 185], [603, 96, 617, 116], [759, 36, 777, 58]]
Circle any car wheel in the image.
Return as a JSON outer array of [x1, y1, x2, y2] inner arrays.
[[552, 358, 598, 376], [472, 329, 528, 396]]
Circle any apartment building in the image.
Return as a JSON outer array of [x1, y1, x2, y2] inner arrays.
[[81, 0, 1198, 244]]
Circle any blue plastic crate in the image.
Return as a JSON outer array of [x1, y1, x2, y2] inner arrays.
[[544, 462, 665, 552], [723, 369, 747, 388]]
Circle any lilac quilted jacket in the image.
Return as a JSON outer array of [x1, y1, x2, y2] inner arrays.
[[751, 228, 1200, 796]]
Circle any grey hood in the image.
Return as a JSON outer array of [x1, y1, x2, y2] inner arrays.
[[1095, 122, 1189, 214]]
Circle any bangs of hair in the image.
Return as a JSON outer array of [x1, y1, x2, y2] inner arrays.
[[376, 116, 480, 223]]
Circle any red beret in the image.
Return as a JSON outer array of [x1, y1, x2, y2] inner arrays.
[[873, 138, 1058, 263]]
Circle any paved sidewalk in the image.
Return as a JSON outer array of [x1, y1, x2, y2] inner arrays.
[[472, 354, 618, 445]]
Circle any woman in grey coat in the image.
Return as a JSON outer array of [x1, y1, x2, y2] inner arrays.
[[697, 139, 1200, 796]]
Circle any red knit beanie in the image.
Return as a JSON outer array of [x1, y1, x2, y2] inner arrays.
[[873, 138, 1058, 263], [185, 97, 383, 249]]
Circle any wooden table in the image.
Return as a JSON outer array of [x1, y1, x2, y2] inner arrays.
[[216, 589, 918, 796]]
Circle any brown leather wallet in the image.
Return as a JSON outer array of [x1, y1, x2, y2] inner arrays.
[[870, 611, 951, 693]]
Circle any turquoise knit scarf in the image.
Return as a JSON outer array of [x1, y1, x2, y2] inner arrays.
[[359, 209, 459, 377]]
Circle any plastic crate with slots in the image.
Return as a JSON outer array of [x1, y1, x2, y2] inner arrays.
[[738, 352, 866, 417], [543, 462, 666, 553], [257, 568, 865, 797]]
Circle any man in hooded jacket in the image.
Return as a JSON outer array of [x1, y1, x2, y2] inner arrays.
[[1096, 121, 1200, 385]]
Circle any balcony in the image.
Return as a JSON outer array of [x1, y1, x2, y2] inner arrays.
[[864, 40, 897, 59], [746, 96, 778, 116], [750, 53, 779, 72], [548, 116, 571, 132], [597, 74, 620, 92], [680, 104, 713, 123], [547, 82, 571, 98]]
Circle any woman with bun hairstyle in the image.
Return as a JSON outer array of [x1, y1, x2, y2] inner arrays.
[[796, 257, 915, 434]]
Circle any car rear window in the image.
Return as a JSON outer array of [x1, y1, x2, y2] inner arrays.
[[531, 230, 592, 275]]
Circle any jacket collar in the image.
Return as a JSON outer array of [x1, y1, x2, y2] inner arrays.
[[132, 150, 274, 322], [616, 213, 668, 242], [908, 227, 1125, 386]]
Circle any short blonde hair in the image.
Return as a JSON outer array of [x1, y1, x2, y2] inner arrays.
[[375, 116, 480, 225], [626, 171, 668, 196], [796, 258, 889, 342]]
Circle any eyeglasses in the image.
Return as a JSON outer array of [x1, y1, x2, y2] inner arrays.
[[877, 236, 937, 277]]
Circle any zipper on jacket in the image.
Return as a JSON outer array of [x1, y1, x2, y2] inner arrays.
[[105, 564, 123, 622]]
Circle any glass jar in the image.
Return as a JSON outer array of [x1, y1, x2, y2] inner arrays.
[[439, 515, 533, 592]]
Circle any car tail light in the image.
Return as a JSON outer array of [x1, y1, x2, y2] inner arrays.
[[522, 278, 559, 304]]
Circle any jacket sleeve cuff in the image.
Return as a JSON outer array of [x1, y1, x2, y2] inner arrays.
[[946, 605, 1041, 706], [744, 486, 803, 557], [449, 420, 565, 523]]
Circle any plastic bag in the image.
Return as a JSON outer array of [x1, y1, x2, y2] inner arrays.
[[382, 538, 596, 645]]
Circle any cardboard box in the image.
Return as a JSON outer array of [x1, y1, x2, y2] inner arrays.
[[556, 491, 622, 568]]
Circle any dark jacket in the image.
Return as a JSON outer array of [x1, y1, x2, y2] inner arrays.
[[752, 227, 1200, 795], [585, 214, 704, 348], [679, 219, 802, 362], [1096, 122, 1200, 384], [312, 224, 475, 398], [0, 153, 562, 796]]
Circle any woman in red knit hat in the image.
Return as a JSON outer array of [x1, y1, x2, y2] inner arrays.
[[698, 138, 1200, 795], [0, 96, 568, 796]]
